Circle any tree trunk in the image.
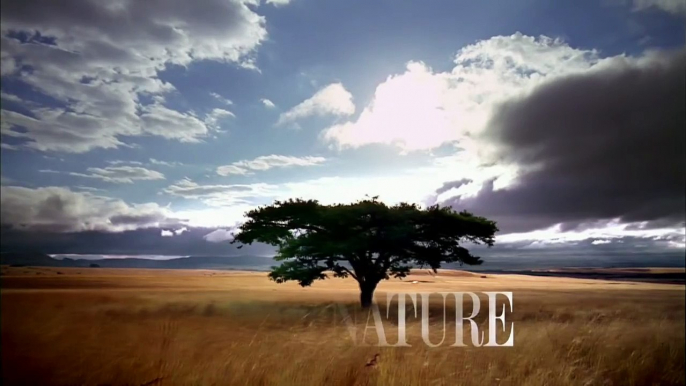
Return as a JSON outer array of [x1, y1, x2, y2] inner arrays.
[[359, 281, 378, 309]]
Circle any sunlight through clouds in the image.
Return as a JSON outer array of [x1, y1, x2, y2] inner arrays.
[[1, 0, 683, 257], [322, 33, 603, 153]]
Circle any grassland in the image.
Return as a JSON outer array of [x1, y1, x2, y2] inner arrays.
[[1, 266, 684, 386]]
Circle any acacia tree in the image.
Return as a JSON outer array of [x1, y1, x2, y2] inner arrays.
[[231, 197, 498, 308]]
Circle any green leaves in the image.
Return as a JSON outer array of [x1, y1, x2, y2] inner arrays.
[[232, 197, 498, 292], [268, 260, 327, 287]]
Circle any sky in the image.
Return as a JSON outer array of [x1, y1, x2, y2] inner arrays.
[[0, 0, 684, 260]]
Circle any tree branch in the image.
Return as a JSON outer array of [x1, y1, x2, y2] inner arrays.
[[340, 266, 358, 280]]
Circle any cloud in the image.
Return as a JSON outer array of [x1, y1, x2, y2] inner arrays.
[[592, 239, 612, 245], [161, 178, 278, 207], [149, 158, 183, 167], [265, 0, 292, 6], [204, 108, 236, 130], [161, 227, 188, 237], [277, 83, 355, 126], [73, 186, 106, 192], [438, 48, 686, 234], [496, 220, 685, 249], [0, 0, 267, 152], [107, 159, 183, 168], [140, 103, 218, 143], [173, 151, 510, 227], [433, 178, 480, 203], [0, 49, 16, 76], [322, 33, 601, 152], [1, 143, 19, 151], [0, 226, 275, 256], [0, 92, 22, 103], [633, 0, 686, 15], [210, 92, 233, 106], [261, 98, 276, 108], [215, 165, 252, 176], [216, 154, 326, 176], [42, 166, 165, 184], [160, 167, 459, 226], [203, 228, 237, 243], [311, 33, 685, 242], [107, 160, 144, 166], [0, 186, 183, 232]]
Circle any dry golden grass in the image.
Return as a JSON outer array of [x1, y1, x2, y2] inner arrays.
[[1, 266, 684, 385]]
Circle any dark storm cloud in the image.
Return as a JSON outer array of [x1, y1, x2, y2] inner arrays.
[[443, 49, 686, 233], [109, 213, 169, 227], [0, 185, 184, 232], [435, 178, 472, 195], [454, 234, 685, 270], [0, 185, 274, 256], [0, 226, 275, 256]]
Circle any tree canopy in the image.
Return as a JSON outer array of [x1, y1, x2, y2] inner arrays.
[[231, 197, 498, 308]]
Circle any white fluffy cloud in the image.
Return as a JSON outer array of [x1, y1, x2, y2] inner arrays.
[[161, 227, 188, 237], [261, 98, 276, 108], [322, 33, 603, 152], [216, 154, 326, 176], [0, 186, 182, 232], [0, 0, 267, 152], [203, 228, 238, 243], [277, 83, 355, 126], [41, 166, 165, 184]]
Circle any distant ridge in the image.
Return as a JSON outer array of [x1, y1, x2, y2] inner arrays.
[[0, 253, 274, 271], [2, 253, 683, 284]]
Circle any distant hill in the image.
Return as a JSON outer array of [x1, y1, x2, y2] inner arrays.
[[0, 252, 61, 267], [0, 253, 274, 271]]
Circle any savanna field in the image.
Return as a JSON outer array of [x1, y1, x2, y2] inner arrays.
[[1, 266, 684, 386]]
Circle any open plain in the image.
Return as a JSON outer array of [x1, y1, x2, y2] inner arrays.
[[1, 266, 684, 386]]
